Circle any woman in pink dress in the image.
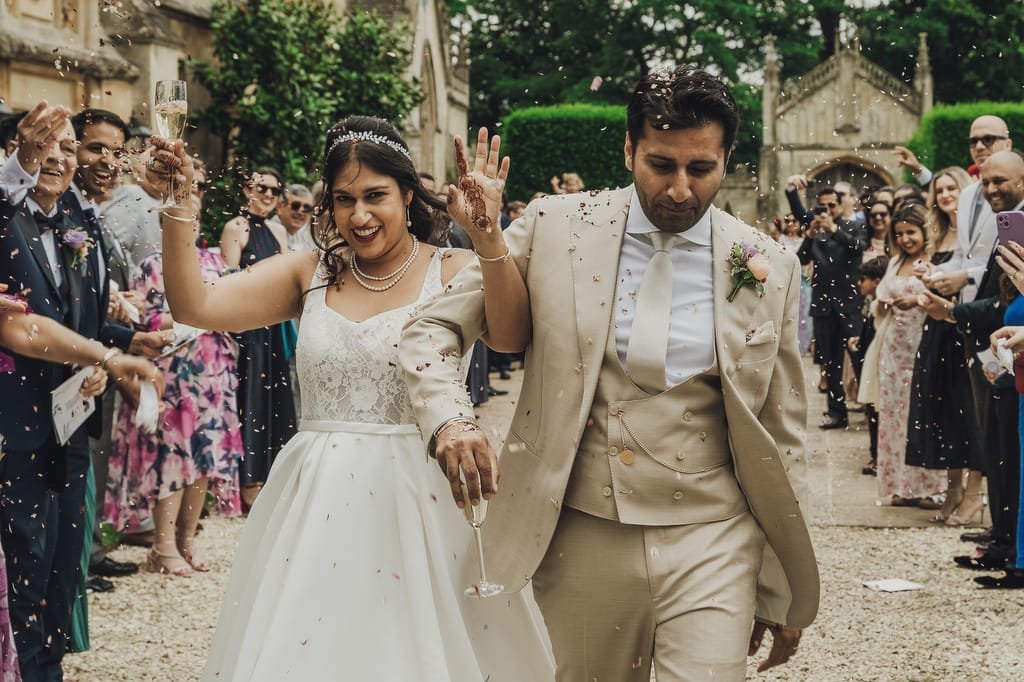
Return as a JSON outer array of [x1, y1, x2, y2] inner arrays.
[[866, 203, 946, 506], [105, 249, 244, 576]]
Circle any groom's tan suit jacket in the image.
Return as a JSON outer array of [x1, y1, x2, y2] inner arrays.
[[401, 186, 819, 628]]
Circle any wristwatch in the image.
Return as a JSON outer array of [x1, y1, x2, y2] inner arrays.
[[946, 303, 957, 324]]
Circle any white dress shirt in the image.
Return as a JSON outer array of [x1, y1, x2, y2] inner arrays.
[[613, 190, 715, 387], [23, 196, 65, 290]]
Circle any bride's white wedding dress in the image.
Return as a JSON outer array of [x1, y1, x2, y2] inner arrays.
[[202, 251, 554, 681]]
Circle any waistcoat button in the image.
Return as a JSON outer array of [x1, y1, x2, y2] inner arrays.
[[602, 486, 612, 497], [673, 491, 684, 500], [609, 446, 619, 456], [682, 410, 694, 422]]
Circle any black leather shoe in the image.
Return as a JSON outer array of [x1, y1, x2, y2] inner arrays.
[[974, 571, 1024, 589], [954, 553, 1007, 571], [90, 556, 139, 577], [498, 370, 511, 380], [819, 417, 848, 430], [960, 528, 992, 543], [487, 386, 509, 397], [86, 575, 115, 593]]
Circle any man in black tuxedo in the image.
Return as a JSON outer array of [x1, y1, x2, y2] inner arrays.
[[795, 187, 869, 429], [0, 102, 161, 682]]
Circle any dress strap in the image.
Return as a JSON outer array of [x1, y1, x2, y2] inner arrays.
[[419, 247, 447, 301]]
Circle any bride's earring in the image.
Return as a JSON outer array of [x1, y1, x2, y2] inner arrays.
[[406, 206, 412, 229]]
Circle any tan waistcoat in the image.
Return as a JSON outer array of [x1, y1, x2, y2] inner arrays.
[[564, 325, 748, 526]]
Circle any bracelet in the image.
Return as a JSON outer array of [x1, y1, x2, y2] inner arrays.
[[428, 416, 479, 459], [99, 347, 121, 370], [477, 245, 512, 263], [160, 210, 197, 224]]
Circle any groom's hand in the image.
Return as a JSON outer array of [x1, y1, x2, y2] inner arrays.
[[435, 421, 499, 509], [748, 620, 802, 672]]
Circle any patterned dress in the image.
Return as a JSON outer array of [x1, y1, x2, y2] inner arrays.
[[874, 272, 946, 500], [104, 252, 244, 531]]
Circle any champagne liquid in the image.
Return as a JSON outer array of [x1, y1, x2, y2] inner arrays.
[[154, 100, 188, 139], [460, 483, 488, 527]]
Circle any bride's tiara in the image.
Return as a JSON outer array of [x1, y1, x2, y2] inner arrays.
[[327, 131, 411, 159]]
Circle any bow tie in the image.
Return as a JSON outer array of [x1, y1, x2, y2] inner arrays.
[[32, 211, 65, 233]]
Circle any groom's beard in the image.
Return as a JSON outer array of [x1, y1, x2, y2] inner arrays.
[[636, 192, 705, 233]]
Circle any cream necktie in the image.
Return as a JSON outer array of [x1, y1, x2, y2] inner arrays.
[[626, 231, 678, 392]]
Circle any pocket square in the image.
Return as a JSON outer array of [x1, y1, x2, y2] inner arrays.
[[745, 320, 776, 345]]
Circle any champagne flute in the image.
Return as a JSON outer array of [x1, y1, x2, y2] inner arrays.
[[460, 473, 503, 598], [153, 80, 188, 207]]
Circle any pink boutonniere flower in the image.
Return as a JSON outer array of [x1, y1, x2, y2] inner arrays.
[[61, 228, 95, 269], [727, 241, 769, 302]]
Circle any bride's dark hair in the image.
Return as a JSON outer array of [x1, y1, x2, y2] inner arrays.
[[313, 116, 449, 287]]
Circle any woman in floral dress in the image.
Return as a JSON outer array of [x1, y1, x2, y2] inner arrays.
[[105, 249, 244, 576], [866, 203, 946, 505]]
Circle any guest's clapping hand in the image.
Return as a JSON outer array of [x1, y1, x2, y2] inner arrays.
[[446, 127, 510, 243], [0, 284, 27, 316], [105, 353, 164, 409], [925, 270, 969, 296], [433, 421, 499, 510], [128, 329, 175, 358], [786, 174, 808, 191], [79, 366, 108, 398], [917, 290, 954, 321], [847, 336, 860, 352], [996, 242, 1024, 296], [14, 101, 72, 175], [992, 326, 1024, 357], [893, 145, 924, 175], [749, 620, 802, 672]]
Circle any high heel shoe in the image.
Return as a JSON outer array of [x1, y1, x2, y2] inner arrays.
[[145, 548, 195, 577], [945, 493, 987, 527], [930, 488, 965, 523]]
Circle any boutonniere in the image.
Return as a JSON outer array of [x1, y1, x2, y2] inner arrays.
[[726, 241, 769, 302], [61, 228, 95, 269]]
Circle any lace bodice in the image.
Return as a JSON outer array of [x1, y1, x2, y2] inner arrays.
[[296, 251, 445, 425]]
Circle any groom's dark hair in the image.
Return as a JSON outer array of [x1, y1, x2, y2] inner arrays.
[[626, 65, 740, 153]]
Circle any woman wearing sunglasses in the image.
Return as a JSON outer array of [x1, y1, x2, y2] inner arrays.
[[221, 167, 297, 510]]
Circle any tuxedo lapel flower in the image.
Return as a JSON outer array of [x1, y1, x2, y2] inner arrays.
[[61, 228, 95, 269], [726, 241, 769, 302]]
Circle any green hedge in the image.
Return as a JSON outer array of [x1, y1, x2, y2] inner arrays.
[[502, 104, 631, 202], [906, 101, 1024, 175]]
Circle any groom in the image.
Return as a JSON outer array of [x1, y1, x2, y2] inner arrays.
[[401, 66, 818, 680]]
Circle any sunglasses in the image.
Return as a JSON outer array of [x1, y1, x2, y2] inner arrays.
[[967, 134, 1008, 148], [818, 202, 837, 209], [870, 211, 890, 219], [784, 218, 799, 224], [835, 191, 847, 199], [250, 183, 282, 197], [289, 201, 314, 214]]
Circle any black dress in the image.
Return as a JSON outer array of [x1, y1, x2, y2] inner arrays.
[[234, 214, 297, 485], [905, 251, 982, 470]]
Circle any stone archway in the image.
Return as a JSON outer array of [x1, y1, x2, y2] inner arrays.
[[806, 156, 893, 204]]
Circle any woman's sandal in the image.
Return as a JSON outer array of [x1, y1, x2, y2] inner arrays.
[[145, 548, 195, 577]]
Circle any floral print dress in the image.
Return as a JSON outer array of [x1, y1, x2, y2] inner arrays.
[[104, 252, 244, 532], [874, 272, 946, 500]]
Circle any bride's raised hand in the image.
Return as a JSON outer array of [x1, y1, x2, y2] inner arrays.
[[147, 135, 194, 207], [446, 127, 510, 253]]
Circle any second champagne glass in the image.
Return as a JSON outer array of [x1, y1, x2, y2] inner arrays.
[[154, 79, 188, 208], [460, 473, 503, 598]]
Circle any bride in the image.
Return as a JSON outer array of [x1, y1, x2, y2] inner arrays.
[[153, 118, 554, 680]]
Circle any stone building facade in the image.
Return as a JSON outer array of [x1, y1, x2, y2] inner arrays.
[[755, 33, 933, 220], [0, 0, 468, 181]]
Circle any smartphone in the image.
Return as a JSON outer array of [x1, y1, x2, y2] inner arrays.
[[996, 210, 1024, 248]]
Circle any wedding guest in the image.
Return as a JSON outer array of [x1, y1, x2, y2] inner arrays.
[[104, 150, 170, 269], [0, 104, 161, 682], [905, 167, 986, 524], [892, 183, 926, 212], [269, 184, 316, 252], [850, 256, 888, 475], [863, 200, 891, 261], [220, 168, 297, 508], [506, 200, 526, 221], [779, 214, 812, 354], [860, 203, 945, 507], [549, 171, 584, 194], [105, 246, 243, 576]]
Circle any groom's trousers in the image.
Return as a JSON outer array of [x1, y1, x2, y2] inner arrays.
[[531, 507, 765, 682]]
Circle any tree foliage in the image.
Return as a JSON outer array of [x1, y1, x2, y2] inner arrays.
[[191, 0, 423, 235]]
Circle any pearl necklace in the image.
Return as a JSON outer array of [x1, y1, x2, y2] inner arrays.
[[349, 236, 419, 292]]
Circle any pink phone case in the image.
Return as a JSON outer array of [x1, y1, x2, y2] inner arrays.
[[996, 210, 1024, 248]]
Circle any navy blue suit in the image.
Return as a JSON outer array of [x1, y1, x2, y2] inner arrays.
[[0, 191, 126, 682]]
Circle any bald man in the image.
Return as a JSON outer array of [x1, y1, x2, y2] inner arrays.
[[919, 150, 1024, 584]]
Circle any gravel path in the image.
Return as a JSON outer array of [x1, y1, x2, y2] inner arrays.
[[63, 365, 1024, 681]]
